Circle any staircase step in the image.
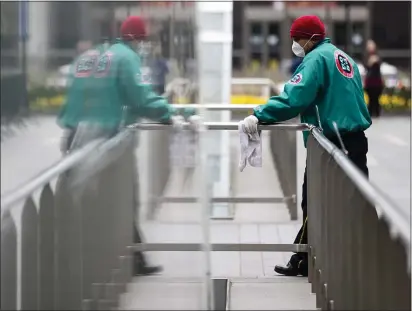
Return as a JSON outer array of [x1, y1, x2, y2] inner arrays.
[[229, 280, 316, 310]]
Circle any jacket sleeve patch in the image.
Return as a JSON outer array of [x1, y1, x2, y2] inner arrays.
[[288, 73, 303, 85]]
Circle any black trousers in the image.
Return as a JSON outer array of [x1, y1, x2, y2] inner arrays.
[[66, 127, 149, 268], [132, 173, 149, 268], [365, 86, 383, 118], [290, 131, 369, 268]]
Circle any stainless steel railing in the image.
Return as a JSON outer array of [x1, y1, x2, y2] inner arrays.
[[140, 104, 300, 221], [133, 119, 411, 310], [307, 128, 411, 310], [2, 105, 410, 310], [1, 130, 136, 310], [1, 119, 307, 311]]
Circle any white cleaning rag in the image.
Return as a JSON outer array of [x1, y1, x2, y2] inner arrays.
[[238, 121, 262, 172]]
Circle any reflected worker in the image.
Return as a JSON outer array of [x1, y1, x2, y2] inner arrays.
[[241, 16, 372, 277], [57, 16, 199, 276]]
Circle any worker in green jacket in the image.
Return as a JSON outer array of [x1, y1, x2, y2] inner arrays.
[[58, 19, 195, 153], [57, 16, 200, 277], [242, 15, 371, 277], [58, 41, 111, 151]]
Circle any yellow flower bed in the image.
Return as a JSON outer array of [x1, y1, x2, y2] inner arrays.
[[30, 95, 66, 111], [231, 93, 411, 109]]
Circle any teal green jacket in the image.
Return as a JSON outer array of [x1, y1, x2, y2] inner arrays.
[[58, 40, 175, 130], [253, 38, 371, 145]]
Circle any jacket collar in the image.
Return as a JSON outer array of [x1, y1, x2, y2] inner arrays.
[[116, 38, 135, 50], [306, 38, 331, 55]]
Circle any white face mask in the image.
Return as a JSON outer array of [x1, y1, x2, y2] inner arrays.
[[291, 34, 317, 58], [292, 41, 306, 58]]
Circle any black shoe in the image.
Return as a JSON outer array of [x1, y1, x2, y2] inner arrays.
[[274, 262, 299, 276], [274, 260, 308, 277], [134, 265, 163, 276]]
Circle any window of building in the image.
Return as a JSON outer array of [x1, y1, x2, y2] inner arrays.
[[334, 22, 347, 47], [372, 1, 411, 50], [100, 21, 111, 40], [351, 22, 365, 55], [232, 55, 242, 70], [268, 23, 280, 61], [232, 2, 243, 50], [249, 23, 263, 64], [247, 1, 272, 6], [53, 2, 80, 49]]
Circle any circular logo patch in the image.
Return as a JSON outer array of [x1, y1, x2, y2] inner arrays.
[[289, 73, 303, 85], [334, 50, 354, 78]]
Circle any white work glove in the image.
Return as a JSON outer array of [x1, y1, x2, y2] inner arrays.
[[242, 115, 259, 136], [170, 115, 185, 130], [187, 115, 202, 131], [60, 129, 73, 155]]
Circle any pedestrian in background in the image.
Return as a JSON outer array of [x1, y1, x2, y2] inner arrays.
[[364, 39, 384, 118], [241, 15, 371, 277], [149, 45, 169, 95]]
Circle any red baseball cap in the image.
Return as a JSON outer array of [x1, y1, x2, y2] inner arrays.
[[290, 15, 326, 40], [120, 16, 147, 41]]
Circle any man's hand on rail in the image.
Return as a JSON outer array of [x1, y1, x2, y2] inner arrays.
[[187, 115, 202, 131], [242, 115, 259, 135], [170, 115, 185, 130]]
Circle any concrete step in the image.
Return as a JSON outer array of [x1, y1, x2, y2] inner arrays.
[[229, 278, 316, 310], [119, 276, 316, 310], [119, 278, 204, 310]]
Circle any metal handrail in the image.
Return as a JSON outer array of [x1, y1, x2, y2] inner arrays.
[[1, 85, 178, 212], [1, 140, 103, 211], [3, 117, 408, 253], [311, 127, 411, 251], [128, 122, 312, 131]]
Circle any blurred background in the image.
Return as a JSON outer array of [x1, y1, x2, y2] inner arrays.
[[1, 1, 411, 117], [1, 0, 411, 205]]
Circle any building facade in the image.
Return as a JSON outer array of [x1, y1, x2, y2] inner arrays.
[[3, 1, 410, 74], [233, 1, 411, 70]]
